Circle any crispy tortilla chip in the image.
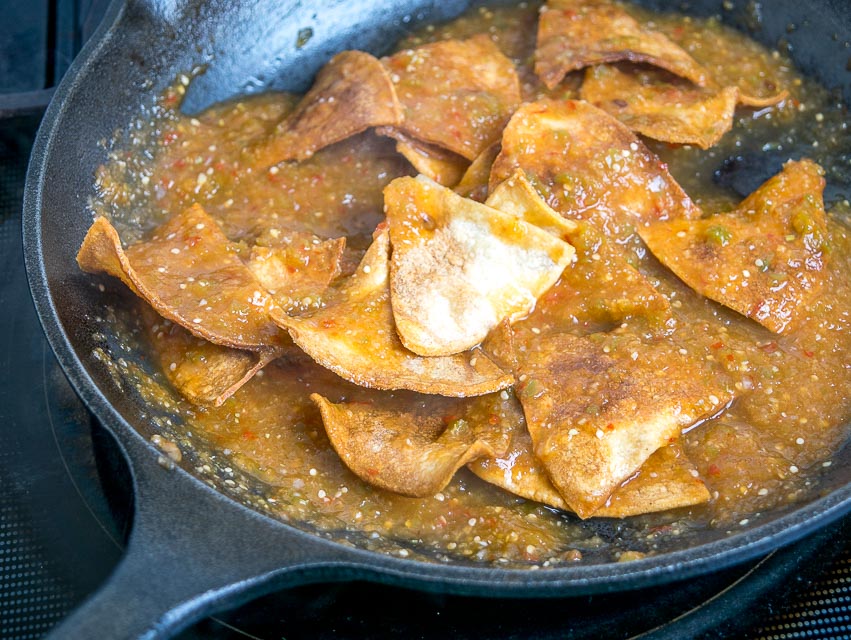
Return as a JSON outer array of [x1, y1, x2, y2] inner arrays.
[[581, 64, 787, 149], [77, 205, 288, 350], [246, 229, 345, 311], [247, 51, 402, 165], [385, 175, 575, 356], [469, 420, 710, 517], [517, 332, 731, 518], [141, 306, 281, 406], [377, 126, 468, 187], [640, 160, 829, 334], [486, 171, 672, 332], [454, 142, 501, 202], [271, 228, 513, 396], [491, 99, 700, 237], [535, 0, 710, 90], [382, 35, 522, 160], [312, 391, 515, 497]]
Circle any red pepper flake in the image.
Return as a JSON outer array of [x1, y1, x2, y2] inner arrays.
[[708, 463, 721, 476], [759, 341, 778, 354], [726, 354, 735, 362], [803, 349, 814, 358], [710, 341, 724, 349], [367, 468, 379, 476], [241, 430, 257, 441], [185, 235, 201, 247], [488, 414, 500, 425], [606, 422, 615, 431], [320, 319, 337, 329]]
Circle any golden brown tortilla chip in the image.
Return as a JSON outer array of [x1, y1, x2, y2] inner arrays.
[[454, 142, 501, 202], [517, 332, 731, 518], [246, 228, 345, 311], [469, 422, 710, 517], [142, 306, 281, 406], [385, 175, 575, 357], [581, 64, 788, 149], [77, 205, 289, 350], [247, 51, 402, 165], [639, 160, 829, 334], [377, 126, 469, 187], [312, 390, 515, 497], [535, 0, 710, 90], [491, 99, 701, 237], [382, 35, 522, 160], [485, 170, 578, 239], [271, 228, 513, 396]]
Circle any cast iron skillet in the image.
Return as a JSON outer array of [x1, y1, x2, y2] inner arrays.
[[23, 0, 851, 637]]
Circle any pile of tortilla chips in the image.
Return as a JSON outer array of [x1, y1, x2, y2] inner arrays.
[[79, 0, 830, 520]]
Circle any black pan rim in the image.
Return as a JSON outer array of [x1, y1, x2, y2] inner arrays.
[[22, 0, 851, 598]]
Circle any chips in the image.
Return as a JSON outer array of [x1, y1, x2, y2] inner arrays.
[[454, 143, 501, 202], [517, 332, 731, 518], [246, 229, 345, 311], [377, 126, 469, 187], [312, 391, 514, 497], [142, 306, 282, 407], [581, 64, 787, 149], [469, 424, 710, 517], [77, 205, 289, 350], [272, 228, 513, 396], [491, 100, 701, 238], [384, 175, 575, 356], [639, 160, 829, 333], [535, 0, 710, 90], [247, 51, 402, 165], [485, 170, 578, 239], [382, 35, 522, 160]]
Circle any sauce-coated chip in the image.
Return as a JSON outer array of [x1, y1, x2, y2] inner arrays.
[[246, 229, 345, 312], [142, 307, 282, 407], [518, 332, 731, 518], [383, 35, 522, 160], [640, 160, 829, 333], [272, 228, 513, 396], [77, 205, 289, 350], [491, 99, 700, 238], [247, 51, 402, 165], [535, 0, 710, 90], [469, 421, 710, 517], [312, 391, 514, 497], [454, 143, 501, 202], [377, 126, 469, 187], [581, 64, 788, 149], [385, 175, 575, 357]]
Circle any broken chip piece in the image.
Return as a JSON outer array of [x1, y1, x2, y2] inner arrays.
[[142, 305, 282, 407], [384, 175, 575, 357], [312, 391, 514, 497], [77, 204, 289, 350], [377, 126, 469, 187], [639, 159, 829, 334], [581, 64, 787, 149], [271, 227, 513, 397], [454, 142, 501, 202], [382, 35, 522, 160], [491, 99, 700, 238], [517, 332, 730, 518], [535, 0, 710, 90], [246, 50, 403, 165]]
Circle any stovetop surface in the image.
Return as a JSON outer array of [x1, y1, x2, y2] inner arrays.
[[2, 2, 851, 638]]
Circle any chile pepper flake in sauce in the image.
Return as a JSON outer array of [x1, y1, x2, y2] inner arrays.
[[83, 0, 851, 567]]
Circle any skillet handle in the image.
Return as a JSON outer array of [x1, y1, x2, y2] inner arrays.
[[47, 436, 347, 640]]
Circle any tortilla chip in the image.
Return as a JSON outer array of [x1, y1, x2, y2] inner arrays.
[[517, 332, 731, 518], [486, 171, 673, 332], [469, 423, 709, 517], [639, 160, 829, 334], [491, 99, 700, 237], [247, 51, 402, 165], [454, 142, 501, 202], [535, 0, 710, 90], [312, 390, 515, 497], [77, 205, 289, 350], [581, 64, 787, 149], [142, 306, 281, 406], [385, 175, 575, 357], [246, 229, 345, 311], [271, 228, 513, 396], [382, 35, 522, 160], [377, 126, 468, 187]]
